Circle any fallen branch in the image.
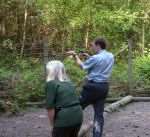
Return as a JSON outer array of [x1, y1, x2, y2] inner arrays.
[[133, 97, 150, 102], [106, 96, 150, 103], [131, 88, 150, 92], [114, 45, 128, 57], [104, 95, 133, 113], [78, 121, 93, 137]]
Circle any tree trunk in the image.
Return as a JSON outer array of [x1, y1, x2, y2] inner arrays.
[[43, 37, 49, 79], [84, 22, 90, 49], [133, 97, 150, 102], [1, 20, 6, 36], [61, 32, 65, 55], [104, 95, 133, 113], [141, 20, 145, 55], [20, 0, 28, 57], [127, 0, 131, 7]]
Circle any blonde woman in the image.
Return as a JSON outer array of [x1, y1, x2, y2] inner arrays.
[[45, 60, 83, 137]]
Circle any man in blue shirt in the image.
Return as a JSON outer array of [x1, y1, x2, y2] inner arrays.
[[68, 38, 114, 137]]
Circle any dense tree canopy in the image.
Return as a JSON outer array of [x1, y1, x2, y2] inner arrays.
[[0, 0, 150, 55]]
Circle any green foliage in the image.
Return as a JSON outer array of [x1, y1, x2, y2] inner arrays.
[[64, 58, 86, 85], [1, 0, 150, 54], [64, 58, 86, 95], [0, 68, 13, 80], [0, 58, 45, 111], [0, 56, 86, 112], [111, 62, 128, 83], [134, 55, 150, 86], [14, 59, 45, 107], [144, 47, 150, 56]]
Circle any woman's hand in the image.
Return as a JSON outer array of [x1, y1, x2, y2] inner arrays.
[[47, 108, 55, 128]]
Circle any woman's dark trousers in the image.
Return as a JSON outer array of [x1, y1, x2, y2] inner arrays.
[[52, 124, 81, 137]]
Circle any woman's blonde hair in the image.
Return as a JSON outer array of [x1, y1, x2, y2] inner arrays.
[[46, 60, 69, 82]]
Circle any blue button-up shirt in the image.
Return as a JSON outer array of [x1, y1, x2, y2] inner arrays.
[[81, 50, 114, 82]]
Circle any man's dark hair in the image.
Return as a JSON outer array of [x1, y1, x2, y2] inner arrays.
[[94, 38, 107, 49]]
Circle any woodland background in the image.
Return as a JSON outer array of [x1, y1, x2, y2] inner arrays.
[[0, 0, 150, 113]]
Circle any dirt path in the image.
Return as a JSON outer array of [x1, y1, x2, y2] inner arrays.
[[103, 102, 150, 137], [0, 102, 150, 137]]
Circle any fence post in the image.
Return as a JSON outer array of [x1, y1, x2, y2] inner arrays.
[[43, 37, 49, 78], [128, 38, 133, 93]]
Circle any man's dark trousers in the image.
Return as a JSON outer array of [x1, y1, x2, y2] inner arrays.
[[80, 81, 109, 137]]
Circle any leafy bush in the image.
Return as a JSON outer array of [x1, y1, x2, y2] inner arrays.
[[64, 58, 86, 93], [13, 59, 45, 107], [0, 56, 86, 112], [111, 62, 128, 83], [1, 54, 150, 112], [0, 67, 13, 80], [0, 57, 45, 111], [64, 58, 86, 84], [134, 55, 150, 86]]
